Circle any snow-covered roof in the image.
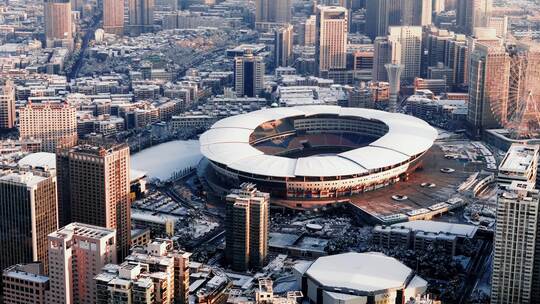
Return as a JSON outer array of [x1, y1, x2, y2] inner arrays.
[[200, 106, 437, 178], [499, 144, 539, 173], [390, 220, 478, 238], [4, 269, 49, 284], [304, 252, 419, 293], [18, 152, 56, 169]]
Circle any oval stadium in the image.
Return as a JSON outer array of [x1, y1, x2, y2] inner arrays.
[[200, 105, 437, 200]]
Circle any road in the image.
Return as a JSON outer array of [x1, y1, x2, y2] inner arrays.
[[458, 238, 493, 304], [69, 14, 101, 80]]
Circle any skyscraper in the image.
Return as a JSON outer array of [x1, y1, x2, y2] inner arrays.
[[19, 102, 77, 153], [466, 41, 509, 139], [492, 181, 539, 304], [234, 50, 265, 97], [316, 5, 348, 75], [0, 169, 58, 274], [225, 183, 269, 272], [128, 0, 155, 36], [388, 26, 423, 82], [103, 0, 125, 35], [445, 34, 468, 87], [365, 0, 388, 41], [274, 24, 293, 68], [365, 0, 404, 40], [255, 0, 291, 24], [0, 80, 16, 129], [491, 144, 540, 304], [456, 0, 492, 35], [44, 0, 74, 49], [46, 223, 117, 304], [57, 143, 131, 260], [304, 15, 316, 46], [372, 37, 393, 82], [402, 0, 432, 26]]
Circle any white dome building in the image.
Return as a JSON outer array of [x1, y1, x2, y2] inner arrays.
[[294, 252, 428, 304]]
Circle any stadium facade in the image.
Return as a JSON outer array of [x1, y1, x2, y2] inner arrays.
[[200, 106, 437, 200]]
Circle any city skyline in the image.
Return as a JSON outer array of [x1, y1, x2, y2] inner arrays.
[[1, 0, 540, 303]]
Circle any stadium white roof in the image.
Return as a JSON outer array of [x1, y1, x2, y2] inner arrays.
[[18, 152, 56, 169], [200, 106, 437, 178], [303, 252, 425, 292]]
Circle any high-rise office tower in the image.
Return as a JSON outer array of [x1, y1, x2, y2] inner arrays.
[[445, 33, 468, 87], [274, 24, 293, 68], [365, 0, 388, 40], [466, 41, 509, 139], [402, 0, 432, 26], [432, 0, 445, 14], [489, 16, 509, 38], [371, 37, 401, 81], [44, 0, 74, 49], [57, 143, 131, 260], [234, 50, 265, 97], [387, 0, 402, 25], [46, 223, 117, 304], [0, 169, 58, 275], [225, 183, 269, 272], [316, 5, 348, 75], [365, 0, 405, 40], [0, 80, 15, 129], [304, 15, 316, 46], [491, 144, 540, 304], [456, 0, 492, 35], [424, 28, 453, 66], [70, 0, 84, 13], [19, 102, 77, 153], [256, 0, 291, 24], [388, 26, 422, 82], [128, 0, 155, 36], [103, 0, 125, 35], [465, 28, 500, 87]]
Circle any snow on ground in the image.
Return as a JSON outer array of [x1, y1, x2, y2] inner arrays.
[[131, 140, 202, 180]]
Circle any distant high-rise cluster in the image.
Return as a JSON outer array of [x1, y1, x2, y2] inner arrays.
[[456, 0, 492, 35], [467, 39, 540, 139], [255, 0, 291, 24]]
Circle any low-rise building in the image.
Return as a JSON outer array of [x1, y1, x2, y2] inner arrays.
[[171, 114, 216, 131], [2, 263, 49, 304], [373, 221, 478, 256]]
